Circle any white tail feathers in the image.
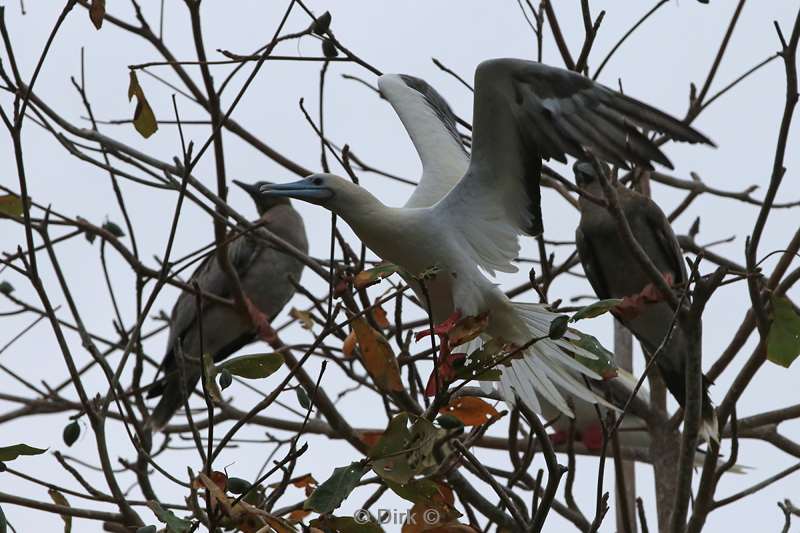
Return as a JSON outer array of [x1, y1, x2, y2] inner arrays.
[[473, 302, 615, 418]]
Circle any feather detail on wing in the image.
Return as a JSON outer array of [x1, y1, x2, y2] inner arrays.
[[378, 74, 469, 208]]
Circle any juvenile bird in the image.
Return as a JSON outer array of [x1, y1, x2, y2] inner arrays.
[[147, 182, 308, 431], [573, 161, 717, 440]]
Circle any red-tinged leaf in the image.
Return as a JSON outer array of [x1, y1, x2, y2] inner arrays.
[[127, 71, 158, 138], [425, 353, 465, 396], [447, 312, 489, 347], [288, 509, 311, 523], [358, 431, 384, 448], [291, 474, 317, 489], [290, 307, 314, 330], [342, 331, 357, 358], [613, 273, 676, 321], [372, 305, 390, 328], [89, 0, 105, 29], [351, 317, 404, 392], [439, 396, 500, 426], [354, 262, 402, 290]]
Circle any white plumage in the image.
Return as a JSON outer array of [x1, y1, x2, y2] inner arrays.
[[258, 58, 712, 418]]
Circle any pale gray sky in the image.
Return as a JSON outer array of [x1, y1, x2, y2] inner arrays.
[[1, 1, 799, 531]]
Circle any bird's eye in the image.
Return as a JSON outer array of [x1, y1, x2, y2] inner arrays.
[[312, 177, 323, 186]]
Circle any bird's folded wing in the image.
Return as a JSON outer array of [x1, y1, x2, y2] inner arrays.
[[434, 58, 713, 276]]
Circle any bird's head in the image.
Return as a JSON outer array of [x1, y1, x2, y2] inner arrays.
[[233, 180, 292, 215], [573, 160, 609, 189], [249, 173, 364, 214]]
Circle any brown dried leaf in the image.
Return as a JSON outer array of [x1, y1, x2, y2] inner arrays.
[[439, 396, 499, 426], [342, 330, 357, 358], [127, 71, 158, 138], [372, 305, 390, 328], [89, 0, 105, 29], [290, 307, 314, 330], [351, 317, 403, 392]]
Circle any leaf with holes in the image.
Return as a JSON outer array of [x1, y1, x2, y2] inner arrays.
[[220, 353, 283, 379], [304, 461, 369, 514], [354, 262, 403, 289], [571, 299, 623, 322], [439, 397, 499, 426], [48, 490, 72, 533], [351, 317, 403, 392], [128, 71, 158, 138], [767, 296, 800, 368], [0, 444, 47, 462]]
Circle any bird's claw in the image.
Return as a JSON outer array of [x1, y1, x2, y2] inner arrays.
[[244, 296, 277, 344]]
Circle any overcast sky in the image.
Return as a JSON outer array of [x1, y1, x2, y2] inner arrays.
[[2, 1, 799, 531]]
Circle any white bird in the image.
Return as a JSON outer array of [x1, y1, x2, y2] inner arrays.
[[257, 59, 712, 417]]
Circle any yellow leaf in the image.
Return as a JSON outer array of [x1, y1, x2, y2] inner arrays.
[[351, 317, 403, 392], [0, 194, 25, 217], [89, 0, 105, 29], [290, 307, 314, 330], [439, 396, 500, 426], [48, 489, 72, 533], [127, 71, 158, 138]]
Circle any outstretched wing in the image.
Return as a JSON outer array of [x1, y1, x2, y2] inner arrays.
[[435, 58, 713, 276], [378, 74, 469, 208]]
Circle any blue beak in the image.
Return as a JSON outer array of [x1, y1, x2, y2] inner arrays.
[[257, 180, 333, 201]]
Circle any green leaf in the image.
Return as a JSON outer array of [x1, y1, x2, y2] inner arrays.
[[218, 368, 233, 390], [354, 262, 403, 289], [767, 296, 800, 368], [63, 421, 80, 447], [128, 71, 158, 139], [548, 315, 570, 340], [146, 501, 190, 533], [48, 489, 72, 533], [566, 330, 617, 380], [369, 413, 445, 484], [311, 516, 380, 533], [227, 477, 252, 495], [311, 516, 384, 533], [384, 478, 441, 504], [84, 231, 96, 244], [436, 414, 463, 430], [136, 527, 157, 533], [202, 353, 222, 402], [296, 387, 312, 410], [220, 352, 284, 379], [0, 281, 14, 296], [0, 195, 24, 217], [304, 461, 369, 514], [571, 299, 623, 322], [102, 220, 125, 238], [0, 444, 47, 461]]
